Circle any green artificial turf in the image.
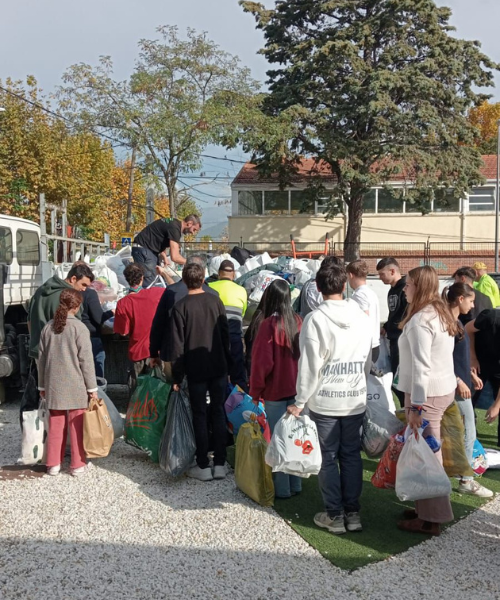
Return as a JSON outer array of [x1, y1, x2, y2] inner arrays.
[[270, 409, 500, 571]]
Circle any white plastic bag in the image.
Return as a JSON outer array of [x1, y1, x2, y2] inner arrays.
[[249, 271, 284, 303], [208, 254, 240, 276], [367, 373, 396, 414], [18, 398, 49, 465], [362, 399, 403, 457], [93, 256, 120, 292], [106, 246, 132, 288], [265, 413, 322, 478], [485, 448, 500, 468], [396, 433, 452, 501]]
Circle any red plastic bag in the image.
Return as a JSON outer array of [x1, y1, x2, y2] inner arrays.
[[371, 430, 405, 489]]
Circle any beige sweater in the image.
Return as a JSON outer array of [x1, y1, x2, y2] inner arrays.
[[38, 316, 98, 410], [397, 306, 456, 405]]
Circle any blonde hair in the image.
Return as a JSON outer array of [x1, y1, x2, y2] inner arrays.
[[399, 266, 458, 336]]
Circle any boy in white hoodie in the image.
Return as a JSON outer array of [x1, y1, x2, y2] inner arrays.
[[288, 263, 372, 535]]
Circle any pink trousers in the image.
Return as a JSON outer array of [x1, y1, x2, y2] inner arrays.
[[404, 392, 455, 524], [46, 409, 86, 470]]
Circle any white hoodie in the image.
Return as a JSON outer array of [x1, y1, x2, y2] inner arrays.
[[295, 299, 372, 417]]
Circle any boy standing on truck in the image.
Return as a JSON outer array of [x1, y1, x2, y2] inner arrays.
[[28, 263, 95, 360]]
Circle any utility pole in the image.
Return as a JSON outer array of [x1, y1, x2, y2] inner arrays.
[[125, 146, 136, 233]]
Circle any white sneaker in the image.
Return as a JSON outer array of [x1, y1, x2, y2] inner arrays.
[[71, 463, 93, 478], [345, 512, 363, 532], [314, 512, 346, 535], [47, 465, 61, 477], [187, 466, 213, 481], [213, 465, 226, 480], [459, 479, 494, 498]]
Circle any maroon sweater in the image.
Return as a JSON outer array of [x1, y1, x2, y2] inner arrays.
[[249, 315, 301, 402]]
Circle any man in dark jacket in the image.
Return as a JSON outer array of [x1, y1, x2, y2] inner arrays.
[[453, 266, 493, 324], [81, 287, 114, 380], [376, 257, 408, 405], [149, 255, 218, 373], [28, 263, 94, 360]]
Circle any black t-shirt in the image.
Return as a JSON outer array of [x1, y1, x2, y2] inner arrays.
[[171, 293, 231, 384], [459, 288, 493, 326], [384, 277, 408, 340], [134, 218, 182, 255], [474, 309, 500, 377]]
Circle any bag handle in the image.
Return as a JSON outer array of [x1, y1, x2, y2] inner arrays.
[[147, 275, 167, 289]]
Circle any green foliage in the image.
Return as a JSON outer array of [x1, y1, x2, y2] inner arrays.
[[58, 26, 259, 218], [241, 0, 499, 259]]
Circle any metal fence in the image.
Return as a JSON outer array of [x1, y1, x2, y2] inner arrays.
[[177, 238, 499, 276]]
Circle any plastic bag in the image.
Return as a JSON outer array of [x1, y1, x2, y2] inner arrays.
[[208, 254, 240, 276], [159, 387, 196, 477], [93, 256, 120, 292], [225, 385, 270, 441], [18, 398, 49, 465], [125, 369, 171, 463], [98, 383, 125, 439], [265, 413, 322, 478], [19, 364, 39, 429], [472, 439, 488, 475], [371, 431, 405, 489], [362, 400, 403, 458], [83, 397, 114, 459], [396, 433, 452, 501], [485, 448, 500, 468], [367, 373, 396, 414], [441, 402, 474, 477], [235, 423, 274, 506], [106, 246, 132, 288], [249, 271, 286, 303], [374, 337, 392, 375]]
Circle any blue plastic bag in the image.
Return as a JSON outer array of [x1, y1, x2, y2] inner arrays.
[[224, 385, 270, 441]]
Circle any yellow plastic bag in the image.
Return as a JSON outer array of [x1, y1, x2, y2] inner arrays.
[[441, 401, 474, 477], [235, 423, 274, 507]]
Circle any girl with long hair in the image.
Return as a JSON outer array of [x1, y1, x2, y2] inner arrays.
[[443, 283, 493, 498], [396, 266, 457, 535], [249, 279, 302, 498], [38, 289, 98, 477]]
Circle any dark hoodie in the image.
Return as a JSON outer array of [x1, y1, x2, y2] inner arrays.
[[28, 275, 81, 359]]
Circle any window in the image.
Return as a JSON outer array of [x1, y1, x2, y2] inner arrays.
[[406, 199, 432, 213], [0, 227, 13, 265], [290, 190, 314, 214], [468, 187, 495, 212], [238, 190, 262, 215], [16, 229, 40, 265], [377, 189, 403, 213], [434, 191, 461, 213], [363, 189, 376, 213], [264, 190, 289, 215]]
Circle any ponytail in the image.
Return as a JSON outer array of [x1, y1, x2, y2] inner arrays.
[[442, 282, 475, 306], [53, 288, 83, 334]]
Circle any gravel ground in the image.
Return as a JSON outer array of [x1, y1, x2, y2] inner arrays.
[[1, 397, 499, 600]]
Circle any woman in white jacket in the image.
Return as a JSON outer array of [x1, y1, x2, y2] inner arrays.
[[397, 266, 458, 536]]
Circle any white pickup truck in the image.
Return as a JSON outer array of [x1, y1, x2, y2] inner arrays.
[[0, 212, 108, 400]]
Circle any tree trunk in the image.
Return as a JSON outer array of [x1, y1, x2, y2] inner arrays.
[[166, 181, 176, 218], [344, 194, 363, 263], [125, 146, 136, 232]]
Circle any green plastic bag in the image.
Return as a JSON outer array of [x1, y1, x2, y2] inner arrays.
[[235, 423, 274, 507], [441, 401, 474, 478], [125, 369, 170, 463]]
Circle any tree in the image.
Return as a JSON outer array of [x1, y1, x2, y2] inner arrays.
[[468, 101, 500, 154], [58, 26, 260, 218], [0, 77, 118, 237], [241, 1, 498, 260]]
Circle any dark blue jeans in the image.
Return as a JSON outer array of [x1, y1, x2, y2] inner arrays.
[[91, 337, 105, 380], [187, 376, 227, 469], [309, 409, 365, 517], [132, 246, 158, 288]]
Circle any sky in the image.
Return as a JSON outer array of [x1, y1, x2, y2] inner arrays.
[[2, 0, 500, 234]]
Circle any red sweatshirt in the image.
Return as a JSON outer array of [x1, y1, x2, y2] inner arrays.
[[249, 315, 302, 402]]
